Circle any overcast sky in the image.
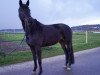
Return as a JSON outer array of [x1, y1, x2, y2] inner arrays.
[[0, 0, 100, 29]]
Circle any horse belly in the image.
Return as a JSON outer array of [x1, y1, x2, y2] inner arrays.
[[42, 29, 61, 47]]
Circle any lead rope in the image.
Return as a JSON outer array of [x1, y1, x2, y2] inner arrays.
[[6, 34, 25, 56], [5, 18, 29, 56]]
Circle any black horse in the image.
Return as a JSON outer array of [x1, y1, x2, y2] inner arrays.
[[18, 0, 74, 75]]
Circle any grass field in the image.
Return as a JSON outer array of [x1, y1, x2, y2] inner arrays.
[[0, 32, 100, 66], [0, 33, 24, 41]]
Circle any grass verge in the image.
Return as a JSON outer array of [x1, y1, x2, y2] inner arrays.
[[0, 42, 100, 66]]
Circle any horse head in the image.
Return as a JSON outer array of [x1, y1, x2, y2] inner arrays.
[[19, 0, 30, 20], [18, 0, 32, 34]]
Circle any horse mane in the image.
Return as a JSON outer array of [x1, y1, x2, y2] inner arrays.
[[28, 18, 43, 34]]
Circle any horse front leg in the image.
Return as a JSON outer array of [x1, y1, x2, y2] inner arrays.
[[35, 46, 42, 75], [30, 46, 37, 73]]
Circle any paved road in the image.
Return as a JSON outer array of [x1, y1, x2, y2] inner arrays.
[[0, 47, 100, 75]]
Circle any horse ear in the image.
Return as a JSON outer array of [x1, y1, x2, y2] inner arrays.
[[26, 0, 29, 6], [19, 0, 22, 6]]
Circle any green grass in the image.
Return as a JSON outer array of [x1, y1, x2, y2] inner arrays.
[[0, 33, 24, 41], [73, 32, 100, 51], [0, 32, 100, 66], [0, 51, 32, 66]]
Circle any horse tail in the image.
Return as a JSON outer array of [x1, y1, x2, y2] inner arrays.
[[70, 42, 75, 64], [69, 29, 75, 64]]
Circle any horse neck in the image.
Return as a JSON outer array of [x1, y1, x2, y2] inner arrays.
[[22, 17, 42, 36]]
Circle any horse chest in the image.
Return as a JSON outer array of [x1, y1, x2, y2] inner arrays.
[[26, 35, 43, 46]]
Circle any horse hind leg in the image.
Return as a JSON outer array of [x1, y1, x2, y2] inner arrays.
[[65, 42, 75, 70], [59, 40, 69, 69]]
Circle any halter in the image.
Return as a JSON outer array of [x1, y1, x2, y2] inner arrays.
[[24, 17, 32, 36]]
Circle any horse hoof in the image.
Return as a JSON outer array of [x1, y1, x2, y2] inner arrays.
[[63, 65, 71, 71], [63, 65, 67, 69], [32, 71, 36, 75], [33, 71, 36, 73], [67, 67, 71, 70]]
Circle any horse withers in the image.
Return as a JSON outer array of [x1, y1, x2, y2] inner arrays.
[[18, 0, 74, 75]]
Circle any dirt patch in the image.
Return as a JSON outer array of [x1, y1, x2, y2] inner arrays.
[[0, 41, 30, 53]]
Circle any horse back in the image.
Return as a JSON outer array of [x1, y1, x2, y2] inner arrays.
[[41, 23, 72, 46]]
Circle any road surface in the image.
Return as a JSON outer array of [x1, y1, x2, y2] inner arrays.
[[0, 47, 100, 75]]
